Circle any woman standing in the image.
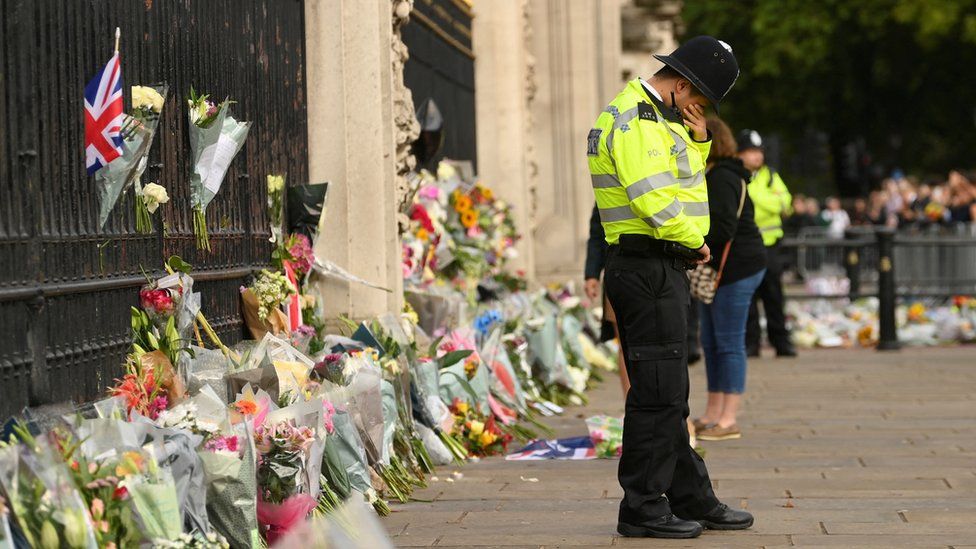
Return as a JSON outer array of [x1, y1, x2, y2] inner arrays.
[[694, 118, 767, 441]]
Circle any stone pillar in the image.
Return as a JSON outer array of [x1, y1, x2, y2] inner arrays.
[[305, 0, 406, 321], [620, 0, 683, 84], [473, 0, 538, 278], [527, 0, 621, 283]]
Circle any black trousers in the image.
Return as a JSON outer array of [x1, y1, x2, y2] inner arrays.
[[604, 246, 719, 523], [746, 241, 791, 350]]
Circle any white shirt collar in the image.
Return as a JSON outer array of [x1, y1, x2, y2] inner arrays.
[[640, 78, 664, 102]]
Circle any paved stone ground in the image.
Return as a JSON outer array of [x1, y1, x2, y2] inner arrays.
[[385, 347, 976, 548]]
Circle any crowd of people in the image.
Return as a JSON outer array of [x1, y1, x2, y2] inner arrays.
[[785, 170, 976, 239]]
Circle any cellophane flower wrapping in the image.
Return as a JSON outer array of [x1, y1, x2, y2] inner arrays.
[[0, 442, 99, 549], [198, 422, 260, 549], [411, 358, 453, 433], [0, 496, 12, 549], [95, 83, 168, 229], [71, 418, 210, 538], [586, 415, 623, 459], [379, 380, 398, 466], [187, 98, 251, 250], [327, 410, 373, 497], [271, 497, 395, 549], [256, 492, 316, 546], [254, 398, 326, 543]]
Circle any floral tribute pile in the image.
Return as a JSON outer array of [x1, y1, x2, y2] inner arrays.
[[787, 295, 976, 349], [0, 164, 617, 548], [402, 163, 523, 302]]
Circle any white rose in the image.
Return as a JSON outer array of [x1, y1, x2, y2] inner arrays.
[[142, 183, 170, 213], [436, 162, 457, 181], [132, 86, 164, 112]]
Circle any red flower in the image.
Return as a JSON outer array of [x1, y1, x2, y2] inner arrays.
[[410, 204, 436, 233], [113, 486, 129, 500]]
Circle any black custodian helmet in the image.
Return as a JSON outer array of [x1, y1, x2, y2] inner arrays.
[[737, 129, 764, 152], [654, 36, 739, 112]]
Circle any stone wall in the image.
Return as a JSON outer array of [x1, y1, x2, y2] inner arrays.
[[475, 0, 623, 285], [306, 0, 406, 323]]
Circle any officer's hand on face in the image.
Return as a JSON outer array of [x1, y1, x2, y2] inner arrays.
[[696, 242, 711, 264], [584, 278, 601, 302], [682, 104, 708, 141]]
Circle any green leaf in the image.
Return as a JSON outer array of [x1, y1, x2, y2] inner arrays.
[[437, 350, 473, 369], [167, 255, 192, 273]]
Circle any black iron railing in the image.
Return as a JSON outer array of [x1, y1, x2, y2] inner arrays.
[[0, 0, 308, 418]]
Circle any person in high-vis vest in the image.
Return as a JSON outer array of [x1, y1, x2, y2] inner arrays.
[[738, 130, 797, 357], [588, 36, 753, 539]]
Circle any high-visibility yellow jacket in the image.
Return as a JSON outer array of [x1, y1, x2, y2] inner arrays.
[[587, 78, 711, 249], [748, 165, 791, 246]]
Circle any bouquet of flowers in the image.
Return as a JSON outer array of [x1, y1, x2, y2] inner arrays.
[[198, 423, 260, 549], [109, 356, 175, 421], [267, 175, 287, 253], [139, 276, 184, 328], [134, 181, 170, 234], [253, 419, 318, 544], [113, 449, 183, 544], [0, 437, 99, 549], [586, 415, 623, 459], [241, 270, 295, 339], [447, 398, 511, 457], [186, 87, 251, 250], [95, 83, 168, 232]]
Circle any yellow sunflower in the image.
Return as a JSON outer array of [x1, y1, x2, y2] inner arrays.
[[460, 209, 479, 228], [454, 194, 473, 212]]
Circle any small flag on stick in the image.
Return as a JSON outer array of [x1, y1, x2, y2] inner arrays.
[[84, 27, 124, 175]]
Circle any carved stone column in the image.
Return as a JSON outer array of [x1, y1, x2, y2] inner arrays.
[[392, 0, 421, 234], [473, 0, 539, 278], [305, 0, 407, 322]]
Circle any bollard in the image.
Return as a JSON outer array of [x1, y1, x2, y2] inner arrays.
[[876, 228, 900, 351], [844, 229, 863, 300]]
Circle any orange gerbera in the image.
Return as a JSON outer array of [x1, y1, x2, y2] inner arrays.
[[234, 400, 258, 416], [460, 209, 479, 228], [454, 195, 473, 212], [416, 227, 430, 241]]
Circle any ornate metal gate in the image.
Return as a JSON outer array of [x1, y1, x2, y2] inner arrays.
[[0, 0, 308, 418]]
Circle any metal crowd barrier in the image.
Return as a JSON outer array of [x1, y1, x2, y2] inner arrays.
[[777, 226, 976, 350]]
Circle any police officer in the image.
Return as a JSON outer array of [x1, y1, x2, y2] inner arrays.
[[587, 36, 753, 539], [738, 130, 797, 357]]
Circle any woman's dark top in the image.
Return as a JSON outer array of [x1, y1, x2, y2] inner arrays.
[[704, 157, 767, 286], [584, 204, 608, 280]]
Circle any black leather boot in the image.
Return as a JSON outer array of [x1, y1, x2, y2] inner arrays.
[[617, 514, 704, 539]]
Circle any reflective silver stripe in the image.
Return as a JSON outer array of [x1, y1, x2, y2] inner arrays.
[[664, 126, 693, 178], [680, 171, 704, 189], [598, 204, 636, 223], [625, 172, 677, 201], [611, 107, 639, 133], [760, 225, 783, 232], [606, 107, 639, 155], [682, 201, 710, 217], [642, 198, 682, 228], [591, 174, 620, 189]]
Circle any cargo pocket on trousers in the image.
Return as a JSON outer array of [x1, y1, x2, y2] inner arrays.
[[628, 340, 685, 405]]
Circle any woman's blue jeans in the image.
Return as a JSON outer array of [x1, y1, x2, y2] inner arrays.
[[700, 269, 766, 394]]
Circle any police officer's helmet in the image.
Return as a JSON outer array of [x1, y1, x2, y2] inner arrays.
[[653, 36, 739, 113], [737, 129, 764, 152]]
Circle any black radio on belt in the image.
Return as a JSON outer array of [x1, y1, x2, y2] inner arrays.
[[662, 241, 703, 262]]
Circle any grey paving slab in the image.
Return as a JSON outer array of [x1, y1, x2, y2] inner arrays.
[[383, 347, 976, 547]]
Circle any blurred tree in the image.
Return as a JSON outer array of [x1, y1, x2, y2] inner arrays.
[[684, 0, 976, 195]]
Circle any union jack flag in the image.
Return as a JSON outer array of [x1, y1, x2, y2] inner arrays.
[[84, 52, 124, 175]]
